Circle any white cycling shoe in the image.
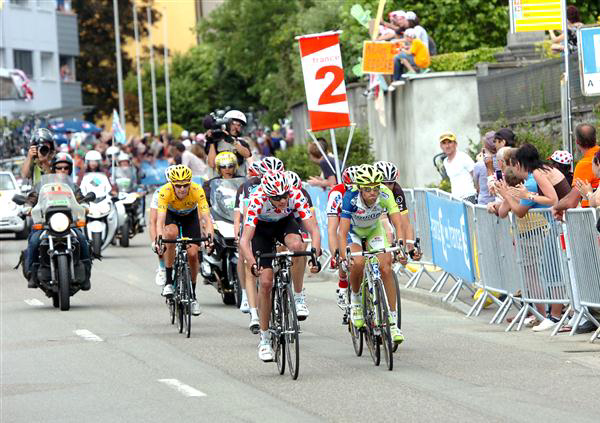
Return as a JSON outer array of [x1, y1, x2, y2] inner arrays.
[[249, 316, 260, 334], [191, 300, 201, 316], [295, 293, 309, 321], [258, 339, 274, 362], [161, 284, 174, 297], [155, 268, 166, 286], [240, 299, 250, 314]]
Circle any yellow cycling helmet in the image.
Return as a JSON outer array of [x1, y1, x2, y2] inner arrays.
[[215, 151, 237, 169], [168, 164, 192, 184], [354, 164, 383, 186]]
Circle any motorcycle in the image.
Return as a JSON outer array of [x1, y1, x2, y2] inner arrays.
[[79, 172, 118, 256], [13, 174, 95, 311], [199, 177, 245, 306], [114, 168, 145, 248]]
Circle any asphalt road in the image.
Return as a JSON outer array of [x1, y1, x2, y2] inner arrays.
[[2, 234, 599, 423]]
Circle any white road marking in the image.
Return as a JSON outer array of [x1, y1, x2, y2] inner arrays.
[[24, 299, 44, 306], [158, 379, 207, 397], [74, 329, 103, 342]]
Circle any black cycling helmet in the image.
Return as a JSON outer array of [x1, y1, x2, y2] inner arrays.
[[51, 152, 74, 172], [30, 128, 55, 147]]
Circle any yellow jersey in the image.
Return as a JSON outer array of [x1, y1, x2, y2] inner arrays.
[[157, 182, 209, 215]]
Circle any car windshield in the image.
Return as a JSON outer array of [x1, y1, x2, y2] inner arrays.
[[0, 174, 16, 190]]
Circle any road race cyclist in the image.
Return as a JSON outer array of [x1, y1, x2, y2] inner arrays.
[[338, 164, 405, 344], [326, 165, 360, 307], [374, 161, 421, 263], [155, 164, 214, 316], [239, 170, 321, 362]]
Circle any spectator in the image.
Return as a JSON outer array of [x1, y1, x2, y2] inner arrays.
[[406, 11, 429, 50], [473, 131, 498, 205], [256, 136, 272, 157], [493, 128, 516, 151], [549, 5, 583, 53], [180, 130, 192, 149], [307, 137, 337, 188], [574, 150, 600, 208], [548, 150, 573, 186], [392, 28, 430, 81], [439, 132, 477, 203], [172, 142, 208, 179], [552, 123, 599, 217], [60, 64, 73, 81], [379, 10, 408, 39]]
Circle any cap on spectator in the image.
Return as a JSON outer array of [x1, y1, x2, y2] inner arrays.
[[406, 11, 417, 20], [390, 10, 406, 19], [494, 128, 515, 145], [439, 132, 457, 143], [483, 131, 496, 153], [181, 130, 189, 138], [549, 150, 573, 165], [404, 28, 417, 38]]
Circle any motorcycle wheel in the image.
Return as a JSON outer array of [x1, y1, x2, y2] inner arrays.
[[119, 221, 130, 248], [92, 232, 102, 257], [233, 261, 242, 309], [57, 255, 71, 311]]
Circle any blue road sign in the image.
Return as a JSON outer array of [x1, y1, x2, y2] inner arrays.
[[578, 26, 600, 96]]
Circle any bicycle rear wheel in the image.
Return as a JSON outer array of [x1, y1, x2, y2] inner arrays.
[[347, 286, 363, 357], [392, 271, 402, 353], [375, 281, 393, 371], [362, 283, 380, 366], [284, 284, 300, 380], [272, 285, 285, 375]]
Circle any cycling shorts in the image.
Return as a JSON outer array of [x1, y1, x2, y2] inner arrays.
[[252, 215, 302, 269], [165, 209, 202, 242], [347, 221, 389, 251]]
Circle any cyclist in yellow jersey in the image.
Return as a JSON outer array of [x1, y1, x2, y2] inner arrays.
[[156, 165, 214, 316]]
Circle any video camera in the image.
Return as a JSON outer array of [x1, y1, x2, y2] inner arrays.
[[203, 113, 234, 144]]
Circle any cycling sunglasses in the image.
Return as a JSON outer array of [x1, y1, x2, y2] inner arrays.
[[359, 185, 380, 193], [173, 183, 191, 189], [269, 192, 289, 201]]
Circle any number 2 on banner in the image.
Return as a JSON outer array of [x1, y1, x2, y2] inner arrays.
[[316, 65, 346, 105]]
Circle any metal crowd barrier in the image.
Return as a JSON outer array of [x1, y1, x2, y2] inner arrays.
[[561, 208, 600, 341]]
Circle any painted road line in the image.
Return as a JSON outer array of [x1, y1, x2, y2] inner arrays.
[[24, 299, 44, 306], [74, 329, 104, 342], [158, 379, 207, 397]]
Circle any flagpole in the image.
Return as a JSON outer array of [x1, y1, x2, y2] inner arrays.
[[163, 7, 172, 135], [133, 5, 144, 138], [113, 0, 126, 129], [148, 7, 159, 136]]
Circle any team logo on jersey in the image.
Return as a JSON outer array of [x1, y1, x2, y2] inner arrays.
[[379, 191, 389, 200]]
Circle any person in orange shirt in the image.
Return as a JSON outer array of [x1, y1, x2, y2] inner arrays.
[[392, 28, 430, 81], [552, 123, 599, 219]]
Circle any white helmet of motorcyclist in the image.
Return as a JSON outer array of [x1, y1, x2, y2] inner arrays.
[[223, 110, 247, 126], [117, 152, 130, 163], [85, 150, 103, 163], [106, 145, 120, 157]]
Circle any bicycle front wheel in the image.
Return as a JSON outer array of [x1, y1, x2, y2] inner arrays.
[[272, 285, 285, 375], [362, 283, 380, 366], [392, 271, 402, 353], [284, 284, 300, 380], [375, 281, 393, 371], [182, 266, 192, 338], [347, 286, 363, 357]]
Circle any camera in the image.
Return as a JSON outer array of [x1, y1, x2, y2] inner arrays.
[[203, 114, 233, 143]]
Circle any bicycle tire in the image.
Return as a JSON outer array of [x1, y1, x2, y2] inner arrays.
[[362, 282, 380, 366], [176, 263, 184, 334], [272, 282, 285, 375], [182, 266, 192, 338], [284, 284, 300, 380], [169, 298, 175, 325], [347, 285, 363, 357], [375, 281, 393, 371], [392, 271, 402, 353]]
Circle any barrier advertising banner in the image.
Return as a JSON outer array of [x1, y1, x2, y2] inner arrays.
[[426, 192, 475, 282], [303, 185, 330, 252], [297, 31, 351, 131]]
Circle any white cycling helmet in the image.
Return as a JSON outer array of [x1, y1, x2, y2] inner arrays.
[[223, 110, 247, 125], [374, 161, 398, 183], [106, 145, 120, 157], [285, 170, 302, 190], [117, 152, 130, 162], [84, 150, 102, 163], [259, 156, 284, 174], [261, 170, 290, 197]]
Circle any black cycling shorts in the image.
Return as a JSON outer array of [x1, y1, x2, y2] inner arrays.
[[165, 209, 202, 241], [252, 215, 302, 269]]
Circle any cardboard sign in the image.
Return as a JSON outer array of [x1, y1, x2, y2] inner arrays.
[[510, 0, 563, 33], [297, 31, 351, 131], [361, 41, 400, 74]]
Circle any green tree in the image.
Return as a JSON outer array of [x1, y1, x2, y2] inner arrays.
[[72, 0, 159, 123]]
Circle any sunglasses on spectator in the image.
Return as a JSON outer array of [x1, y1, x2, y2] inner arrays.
[[54, 165, 70, 171], [269, 193, 289, 201], [359, 185, 380, 193], [39, 145, 52, 156], [173, 183, 191, 189], [218, 164, 236, 169]]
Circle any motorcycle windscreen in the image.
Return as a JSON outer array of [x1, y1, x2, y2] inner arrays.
[[32, 174, 86, 224], [80, 172, 112, 199], [210, 177, 245, 223], [114, 167, 136, 193]]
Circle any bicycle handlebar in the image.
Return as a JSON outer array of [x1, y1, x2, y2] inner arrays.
[[256, 248, 321, 272], [159, 236, 211, 244], [348, 246, 401, 257]]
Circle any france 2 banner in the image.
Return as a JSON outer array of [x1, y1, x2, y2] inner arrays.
[[297, 31, 351, 131]]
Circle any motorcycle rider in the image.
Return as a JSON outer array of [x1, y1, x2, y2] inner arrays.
[[202, 151, 241, 204], [205, 110, 251, 174], [21, 128, 56, 185], [24, 152, 92, 290]]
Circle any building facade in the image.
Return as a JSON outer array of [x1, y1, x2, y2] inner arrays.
[[0, 0, 83, 119]]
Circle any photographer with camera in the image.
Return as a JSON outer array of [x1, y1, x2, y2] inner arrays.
[[203, 110, 251, 174], [21, 128, 56, 185]]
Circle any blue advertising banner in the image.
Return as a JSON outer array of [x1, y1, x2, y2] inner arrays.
[[426, 192, 475, 282], [140, 159, 169, 185], [303, 185, 330, 252]]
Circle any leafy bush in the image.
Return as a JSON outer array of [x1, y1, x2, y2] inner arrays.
[[159, 122, 184, 138], [276, 127, 374, 180], [429, 47, 503, 72], [426, 179, 451, 193]]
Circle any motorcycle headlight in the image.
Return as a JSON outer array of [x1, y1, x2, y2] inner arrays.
[[49, 212, 70, 233]]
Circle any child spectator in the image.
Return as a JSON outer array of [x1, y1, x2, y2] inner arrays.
[[393, 28, 430, 81], [548, 150, 573, 186]]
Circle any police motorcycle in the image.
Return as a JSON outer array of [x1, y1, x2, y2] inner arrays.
[[13, 174, 95, 310], [200, 176, 245, 306], [113, 155, 145, 248], [80, 171, 118, 256]]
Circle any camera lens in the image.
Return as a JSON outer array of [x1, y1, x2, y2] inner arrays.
[[39, 145, 50, 156]]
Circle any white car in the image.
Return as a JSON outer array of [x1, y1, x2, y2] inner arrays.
[[0, 171, 29, 239]]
